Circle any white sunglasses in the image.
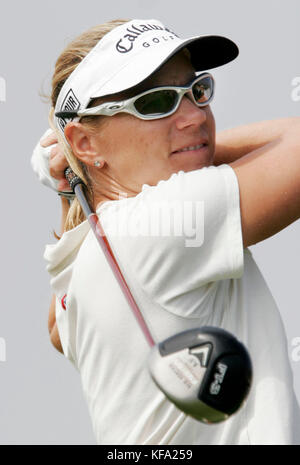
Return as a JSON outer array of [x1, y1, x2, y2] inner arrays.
[[56, 73, 214, 122]]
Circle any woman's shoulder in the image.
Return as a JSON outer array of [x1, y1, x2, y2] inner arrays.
[[44, 219, 90, 274]]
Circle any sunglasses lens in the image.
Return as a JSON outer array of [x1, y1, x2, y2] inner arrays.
[[134, 90, 178, 116], [193, 76, 213, 104]]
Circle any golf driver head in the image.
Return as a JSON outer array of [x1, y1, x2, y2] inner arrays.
[[148, 326, 252, 424]]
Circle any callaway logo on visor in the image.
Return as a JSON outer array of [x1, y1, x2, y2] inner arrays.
[[115, 22, 179, 53]]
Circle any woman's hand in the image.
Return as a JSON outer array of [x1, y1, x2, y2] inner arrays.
[[40, 131, 70, 192]]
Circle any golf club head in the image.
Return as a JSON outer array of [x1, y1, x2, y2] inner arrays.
[[148, 326, 252, 424]]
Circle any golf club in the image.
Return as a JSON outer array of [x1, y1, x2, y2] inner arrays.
[[64, 167, 252, 424]]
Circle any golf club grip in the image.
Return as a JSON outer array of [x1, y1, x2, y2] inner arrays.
[[63, 167, 155, 348], [64, 167, 84, 191]]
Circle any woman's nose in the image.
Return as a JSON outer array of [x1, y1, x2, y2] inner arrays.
[[174, 95, 207, 130]]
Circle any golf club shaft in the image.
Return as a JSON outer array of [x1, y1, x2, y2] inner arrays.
[[65, 168, 155, 348]]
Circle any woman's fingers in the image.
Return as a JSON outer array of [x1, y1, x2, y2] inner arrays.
[[57, 178, 72, 192], [40, 129, 72, 192], [49, 144, 68, 184], [40, 130, 58, 148]]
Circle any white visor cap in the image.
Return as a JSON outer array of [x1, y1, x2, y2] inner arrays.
[[54, 19, 238, 134]]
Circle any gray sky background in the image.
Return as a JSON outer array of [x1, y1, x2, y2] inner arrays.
[[0, 0, 299, 444]]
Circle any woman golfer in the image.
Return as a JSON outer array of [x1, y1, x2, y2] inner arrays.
[[32, 18, 300, 444]]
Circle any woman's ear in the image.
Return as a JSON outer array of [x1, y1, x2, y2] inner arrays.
[[64, 122, 101, 166]]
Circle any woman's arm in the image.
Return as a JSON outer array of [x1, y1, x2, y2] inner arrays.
[[48, 196, 70, 354], [37, 131, 71, 354], [214, 117, 300, 165], [214, 117, 300, 248], [230, 119, 300, 247]]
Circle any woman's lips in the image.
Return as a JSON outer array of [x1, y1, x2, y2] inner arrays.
[[170, 143, 208, 155]]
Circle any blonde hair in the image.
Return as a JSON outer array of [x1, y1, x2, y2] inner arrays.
[[50, 20, 129, 232]]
